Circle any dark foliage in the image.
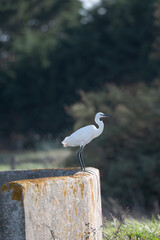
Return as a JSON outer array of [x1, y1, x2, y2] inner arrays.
[[68, 82, 160, 212], [0, 0, 159, 138]]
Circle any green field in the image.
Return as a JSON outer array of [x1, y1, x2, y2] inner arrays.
[[103, 217, 160, 240], [0, 149, 71, 171]]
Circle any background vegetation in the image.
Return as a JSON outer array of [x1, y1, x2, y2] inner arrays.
[[103, 217, 160, 239], [0, 0, 160, 216], [67, 82, 160, 214]]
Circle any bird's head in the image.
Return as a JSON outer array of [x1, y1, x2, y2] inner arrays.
[[96, 112, 112, 119]]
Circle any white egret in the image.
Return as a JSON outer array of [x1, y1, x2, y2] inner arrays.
[[62, 112, 112, 171]]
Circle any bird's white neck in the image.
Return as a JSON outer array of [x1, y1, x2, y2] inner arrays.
[[95, 116, 104, 137]]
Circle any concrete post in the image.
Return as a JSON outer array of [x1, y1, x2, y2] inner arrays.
[[0, 168, 102, 240]]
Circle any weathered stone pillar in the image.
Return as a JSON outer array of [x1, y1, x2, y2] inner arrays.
[[0, 168, 102, 240]]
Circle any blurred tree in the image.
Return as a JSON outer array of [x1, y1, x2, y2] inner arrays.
[[151, 0, 160, 77], [55, 0, 156, 89], [0, 0, 159, 140], [67, 82, 160, 212], [0, 0, 80, 61], [0, 0, 81, 137]]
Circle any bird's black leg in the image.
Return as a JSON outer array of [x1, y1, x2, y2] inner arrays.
[[79, 146, 86, 171], [77, 147, 84, 171]]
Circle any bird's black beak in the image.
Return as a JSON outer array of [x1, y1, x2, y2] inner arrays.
[[102, 114, 112, 118]]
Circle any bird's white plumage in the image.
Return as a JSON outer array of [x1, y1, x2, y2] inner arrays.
[[62, 125, 97, 147], [62, 112, 108, 148]]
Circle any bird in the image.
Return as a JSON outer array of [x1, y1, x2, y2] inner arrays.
[[62, 112, 112, 172]]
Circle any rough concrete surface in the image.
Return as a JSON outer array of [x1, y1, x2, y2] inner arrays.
[[0, 167, 102, 240]]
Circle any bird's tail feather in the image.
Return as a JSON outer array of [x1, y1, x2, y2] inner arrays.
[[62, 141, 68, 147]]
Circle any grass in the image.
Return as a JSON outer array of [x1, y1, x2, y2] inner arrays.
[[103, 217, 160, 240], [0, 148, 71, 171]]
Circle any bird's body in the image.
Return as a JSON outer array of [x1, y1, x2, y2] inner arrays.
[[62, 124, 101, 147], [62, 112, 112, 171]]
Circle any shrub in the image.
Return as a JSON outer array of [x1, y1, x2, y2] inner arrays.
[[67, 82, 160, 212]]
